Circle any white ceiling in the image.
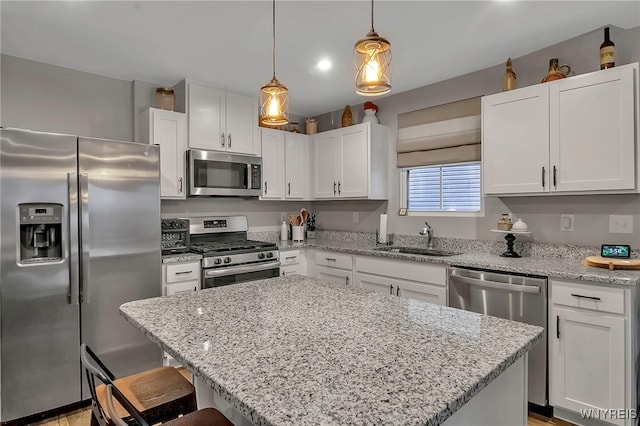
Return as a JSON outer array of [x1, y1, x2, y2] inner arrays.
[[1, 1, 639, 117]]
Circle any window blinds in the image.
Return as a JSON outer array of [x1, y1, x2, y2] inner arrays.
[[397, 96, 481, 168]]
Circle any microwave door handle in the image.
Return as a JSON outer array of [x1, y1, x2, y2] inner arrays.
[[452, 275, 541, 294]]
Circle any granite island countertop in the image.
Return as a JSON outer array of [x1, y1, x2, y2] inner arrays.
[[120, 275, 542, 426], [277, 239, 640, 286]]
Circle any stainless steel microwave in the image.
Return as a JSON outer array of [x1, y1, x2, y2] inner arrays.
[[187, 149, 262, 196]]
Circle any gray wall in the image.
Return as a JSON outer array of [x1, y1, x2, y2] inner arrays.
[[1, 54, 133, 141], [312, 25, 640, 248]]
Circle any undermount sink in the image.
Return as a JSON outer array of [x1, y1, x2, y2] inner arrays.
[[373, 246, 460, 257]]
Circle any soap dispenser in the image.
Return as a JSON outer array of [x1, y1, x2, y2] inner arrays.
[[280, 220, 288, 241]]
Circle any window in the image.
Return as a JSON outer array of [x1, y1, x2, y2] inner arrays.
[[405, 162, 481, 213]]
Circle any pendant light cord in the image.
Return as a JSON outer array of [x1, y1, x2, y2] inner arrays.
[[272, 0, 276, 79], [370, 0, 375, 32]]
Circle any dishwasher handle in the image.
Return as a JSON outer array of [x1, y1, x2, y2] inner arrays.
[[451, 275, 541, 294]]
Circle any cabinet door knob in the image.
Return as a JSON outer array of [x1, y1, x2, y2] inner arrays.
[[221, 133, 226, 148]]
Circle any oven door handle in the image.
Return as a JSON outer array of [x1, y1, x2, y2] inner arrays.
[[204, 261, 281, 278], [451, 275, 541, 294]]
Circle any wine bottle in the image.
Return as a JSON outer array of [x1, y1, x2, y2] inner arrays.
[[600, 27, 615, 70]]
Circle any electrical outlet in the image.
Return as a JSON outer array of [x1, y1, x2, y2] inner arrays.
[[353, 212, 359, 223], [609, 215, 634, 234], [560, 214, 574, 232]]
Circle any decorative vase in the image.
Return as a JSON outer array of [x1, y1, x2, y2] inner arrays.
[[341, 105, 352, 127], [362, 109, 379, 124], [502, 58, 517, 91], [541, 58, 571, 83]]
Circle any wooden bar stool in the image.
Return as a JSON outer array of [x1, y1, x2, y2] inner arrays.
[[80, 343, 197, 425], [105, 384, 234, 426]]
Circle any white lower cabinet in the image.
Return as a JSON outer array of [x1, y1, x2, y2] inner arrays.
[[309, 250, 353, 286], [279, 249, 306, 276], [162, 260, 201, 367], [549, 280, 633, 426], [355, 255, 447, 305]]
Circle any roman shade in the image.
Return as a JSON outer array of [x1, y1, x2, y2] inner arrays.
[[397, 96, 481, 168]]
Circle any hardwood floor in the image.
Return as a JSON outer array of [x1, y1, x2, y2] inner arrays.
[[528, 413, 576, 426]]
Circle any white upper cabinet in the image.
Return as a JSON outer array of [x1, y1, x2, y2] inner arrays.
[[314, 132, 341, 199], [139, 108, 187, 199], [284, 132, 311, 199], [260, 129, 285, 200], [175, 80, 260, 156], [260, 129, 311, 200], [550, 66, 635, 192], [483, 62, 639, 196], [313, 122, 388, 200], [482, 85, 550, 195]]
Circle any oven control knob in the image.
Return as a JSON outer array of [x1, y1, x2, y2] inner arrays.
[[266, 252, 273, 259], [258, 253, 265, 259], [224, 257, 231, 264], [214, 258, 222, 265]]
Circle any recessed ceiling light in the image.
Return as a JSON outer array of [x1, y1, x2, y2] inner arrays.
[[317, 59, 332, 71]]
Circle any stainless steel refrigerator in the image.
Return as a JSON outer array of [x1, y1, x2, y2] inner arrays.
[[0, 128, 162, 422]]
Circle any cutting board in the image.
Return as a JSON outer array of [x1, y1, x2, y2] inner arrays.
[[582, 256, 640, 271]]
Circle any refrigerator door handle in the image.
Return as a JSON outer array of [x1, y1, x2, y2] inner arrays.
[[67, 172, 80, 305], [79, 172, 91, 304]]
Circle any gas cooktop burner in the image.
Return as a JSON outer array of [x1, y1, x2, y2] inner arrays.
[[190, 240, 277, 255]]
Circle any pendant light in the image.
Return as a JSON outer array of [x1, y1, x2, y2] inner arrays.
[[354, 0, 392, 96], [260, 0, 288, 126]]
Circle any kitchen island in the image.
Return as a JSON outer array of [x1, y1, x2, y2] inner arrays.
[[120, 276, 543, 426]]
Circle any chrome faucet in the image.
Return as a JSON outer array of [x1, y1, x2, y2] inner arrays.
[[419, 221, 434, 249]]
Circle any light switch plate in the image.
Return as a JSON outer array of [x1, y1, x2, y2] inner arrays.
[[609, 215, 634, 234], [560, 214, 574, 232]]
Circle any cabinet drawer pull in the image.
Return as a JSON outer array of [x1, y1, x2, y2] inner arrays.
[[178, 177, 183, 193], [288, 182, 291, 195], [285, 256, 297, 260], [541, 166, 545, 188], [389, 284, 394, 295], [553, 165, 557, 188], [325, 257, 336, 261], [264, 181, 268, 194], [175, 271, 193, 275], [570, 293, 601, 301], [228, 133, 231, 148], [221, 133, 225, 148], [333, 181, 337, 195], [556, 315, 560, 339], [338, 181, 341, 195]]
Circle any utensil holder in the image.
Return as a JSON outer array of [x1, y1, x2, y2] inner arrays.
[[292, 226, 305, 241]]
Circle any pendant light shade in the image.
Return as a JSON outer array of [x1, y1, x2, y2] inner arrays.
[[354, 0, 392, 96], [260, 0, 288, 126]]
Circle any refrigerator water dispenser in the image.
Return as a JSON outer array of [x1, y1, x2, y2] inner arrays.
[[18, 203, 63, 264]]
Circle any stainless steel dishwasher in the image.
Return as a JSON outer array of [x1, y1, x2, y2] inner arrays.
[[448, 266, 549, 410]]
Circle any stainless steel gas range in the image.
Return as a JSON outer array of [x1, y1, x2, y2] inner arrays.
[[189, 216, 280, 289]]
